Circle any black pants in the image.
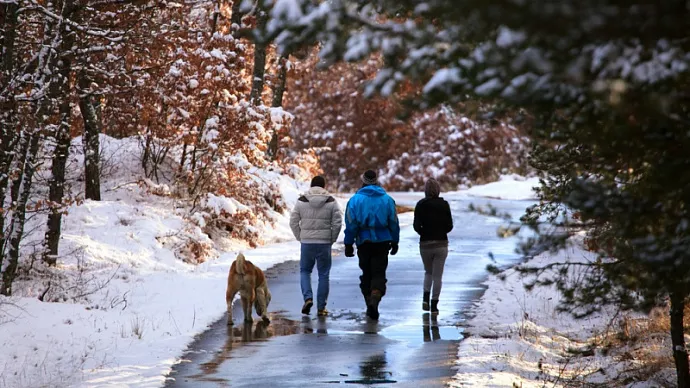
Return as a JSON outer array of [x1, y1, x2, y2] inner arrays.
[[357, 242, 390, 298]]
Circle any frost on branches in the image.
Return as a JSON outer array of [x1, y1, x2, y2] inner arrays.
[[0, 0, 320, 298], [97, 1, 317, 248], [379, 107, 529, 190]]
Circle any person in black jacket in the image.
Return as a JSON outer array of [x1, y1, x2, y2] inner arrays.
[[413, 178, 453, 313]]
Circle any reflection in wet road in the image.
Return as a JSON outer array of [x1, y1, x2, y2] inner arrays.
[[165, 196, 531, 387], [353, 353, 393, 384]]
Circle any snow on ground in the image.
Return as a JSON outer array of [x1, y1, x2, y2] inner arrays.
[[0, 207, 312, 388], [449, 239, 672, 387], [462, 174, 539, 200], [443, 175, 619, 387], [449, 242, 618, 387], [447, 172, 666, 387], [0, 136, 318, 388], [0, 238, 308, 388], [391, 174, 539, 207], [0, 165, 536, 388]]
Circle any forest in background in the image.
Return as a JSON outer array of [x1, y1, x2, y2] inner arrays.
[[0, 0, 526, 296]]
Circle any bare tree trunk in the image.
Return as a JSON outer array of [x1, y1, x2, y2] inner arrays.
[[249, 1, 268, 105], [1, 3, 20, 79], [230, 0, 244, 29], [670, 290, 690, 387], [0, 1, 22, 271], [0, 131, 18, 267], [9, 133, 27, 211], [271, 56, 289, 108], [1, 0, 65, 292], [43, 108, 71, 264], [1, 131, 26, 261], [78, 71, 101, 201], [267, 55, 289, 160], [179, 141, 188, 174], [211, 0, 221, 34], [43, 0, 75, 264], [1, 133, 40, 296], [141, 130, 149, 174]]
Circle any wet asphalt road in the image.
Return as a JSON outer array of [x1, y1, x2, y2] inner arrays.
[[165, 196, 531, 387]]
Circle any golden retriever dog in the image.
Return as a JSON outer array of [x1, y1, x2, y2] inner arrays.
[[226, 253, 272, 325]]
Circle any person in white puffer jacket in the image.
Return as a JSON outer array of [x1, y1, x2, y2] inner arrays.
[[289, 176, 343, 316]]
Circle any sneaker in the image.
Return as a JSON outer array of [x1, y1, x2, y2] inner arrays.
[[317, 309, 329, 317], [301, 299, 313, 315]]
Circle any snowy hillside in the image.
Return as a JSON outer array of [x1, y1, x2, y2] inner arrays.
[[0, 135, 311, 388]]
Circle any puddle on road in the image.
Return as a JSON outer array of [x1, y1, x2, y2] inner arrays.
[[188, 312, 300, 379], [172, 311, 462, 386], [323, 352, 398, 385], [378, 313, 463, 346]]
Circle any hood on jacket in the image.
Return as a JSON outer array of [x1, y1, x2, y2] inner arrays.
[[425, 178, 441, 198], [357, 185, 387, 197], [302, 186, 332, 208]]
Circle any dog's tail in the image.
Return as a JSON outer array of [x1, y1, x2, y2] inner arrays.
[[235, 253, 246, 275]]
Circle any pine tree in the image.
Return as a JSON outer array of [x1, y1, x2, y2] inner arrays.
[[266, 1, 690, 384]]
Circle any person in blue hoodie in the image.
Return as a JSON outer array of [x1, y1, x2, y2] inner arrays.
[[344, 170, 400, 320]]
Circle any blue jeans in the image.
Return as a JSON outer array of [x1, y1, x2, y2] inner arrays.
[[300, 243, 332, 310]]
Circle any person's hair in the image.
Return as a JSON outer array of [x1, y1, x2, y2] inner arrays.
[[311, 176, 326, 188], [425, 178, 441, 198]]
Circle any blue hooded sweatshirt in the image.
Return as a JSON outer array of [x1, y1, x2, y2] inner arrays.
[[344, 185, 400, 246]]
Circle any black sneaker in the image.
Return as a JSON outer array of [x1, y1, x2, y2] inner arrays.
[[301, 299, 313, 315]]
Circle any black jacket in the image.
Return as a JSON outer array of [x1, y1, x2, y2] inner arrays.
[[413, 197, 453, 241]]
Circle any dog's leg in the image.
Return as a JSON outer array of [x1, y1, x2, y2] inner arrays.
[[255, 288, 270, 323], [241, 293, 253, 323], [241, 323, 253, 342], [226, 285, 238, 326]]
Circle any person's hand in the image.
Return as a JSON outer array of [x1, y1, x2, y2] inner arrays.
[[389, 242, 399, 256], [345, 244, 355, 257]]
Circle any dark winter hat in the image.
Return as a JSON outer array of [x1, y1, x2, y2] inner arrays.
[[425, 178, 441, 198], [361, 170, 378, 186], [310, 176, 326, 188]]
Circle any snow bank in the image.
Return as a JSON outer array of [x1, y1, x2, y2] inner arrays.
[[0, 242, 305, 388], [390, 174, 539, 206], [450, 241, 627, 387], [462, 174, 539, 200]]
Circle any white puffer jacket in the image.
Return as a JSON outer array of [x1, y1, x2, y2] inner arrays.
[[289, 187, 342, 244]]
